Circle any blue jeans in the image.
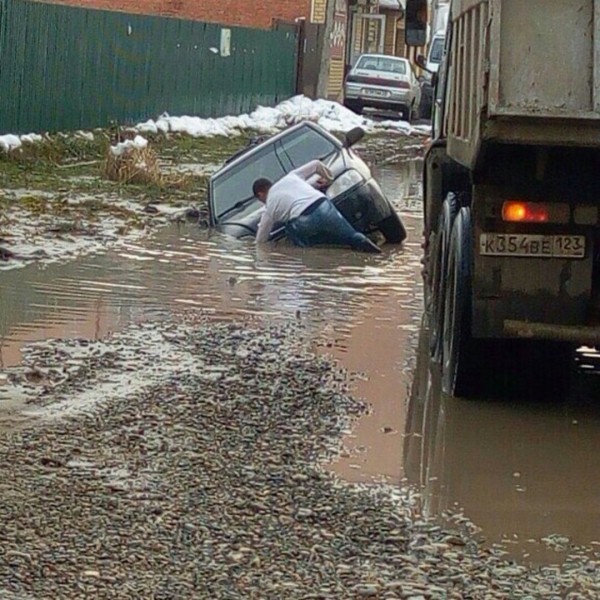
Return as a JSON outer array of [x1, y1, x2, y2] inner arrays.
[[285, 198, 380, 253]]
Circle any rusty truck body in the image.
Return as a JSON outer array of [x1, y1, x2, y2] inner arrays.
[[406, 0, 600, 396]]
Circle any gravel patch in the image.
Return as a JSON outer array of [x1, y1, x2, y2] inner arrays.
[[0, 319, 598, 599]]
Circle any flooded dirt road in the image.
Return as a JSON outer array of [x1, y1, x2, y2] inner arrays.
[[1, 155, 600, 573], [0, 160, 424, 471]]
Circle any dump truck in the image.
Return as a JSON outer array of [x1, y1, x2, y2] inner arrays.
[[406, 0, 600, 397]]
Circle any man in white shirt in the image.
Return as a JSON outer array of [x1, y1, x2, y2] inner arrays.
[[253, 159, 381, 253]]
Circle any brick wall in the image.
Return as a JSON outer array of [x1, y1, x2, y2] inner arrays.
[[47, 0, 312, 29]]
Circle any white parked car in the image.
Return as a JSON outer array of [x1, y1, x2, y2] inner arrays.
[[344, 54, 421, 122]]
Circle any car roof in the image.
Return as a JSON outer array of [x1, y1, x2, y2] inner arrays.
[[356, 53, 408, 62], [211, 121, 342, 181]]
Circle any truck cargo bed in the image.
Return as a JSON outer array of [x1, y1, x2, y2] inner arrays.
[[447, 0, 600, 169]]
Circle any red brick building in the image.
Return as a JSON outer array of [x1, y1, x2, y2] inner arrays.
[[50, 0, 313, 29]]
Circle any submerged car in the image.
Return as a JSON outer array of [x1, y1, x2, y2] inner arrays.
[[344, 54, 421, 122], [208, 122, 406, 245]]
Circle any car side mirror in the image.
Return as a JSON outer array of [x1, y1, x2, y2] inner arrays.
[[344, 127, 365, 148]]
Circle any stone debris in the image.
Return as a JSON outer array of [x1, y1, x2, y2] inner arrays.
[[0, 318, 598, 599]]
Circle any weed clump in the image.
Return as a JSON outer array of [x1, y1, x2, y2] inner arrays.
[[104, 138, 163, 186]]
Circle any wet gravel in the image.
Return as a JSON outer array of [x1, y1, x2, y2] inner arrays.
[[0, 318, 599, 599]]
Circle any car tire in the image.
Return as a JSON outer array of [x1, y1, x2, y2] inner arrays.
[[378, 208, 407, 244], [344, 100, 363, 115]]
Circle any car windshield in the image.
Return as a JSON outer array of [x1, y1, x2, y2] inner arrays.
[[356, 56, 407, 74], [212, 126, 340, 221], [278, 126, 338, 169], [429, 37, 445, 63]]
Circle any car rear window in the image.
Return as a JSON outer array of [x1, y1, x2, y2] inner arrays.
[[356, 56, 407, 75], [278, 126, 338, 169], [212, 146, 286, 219]]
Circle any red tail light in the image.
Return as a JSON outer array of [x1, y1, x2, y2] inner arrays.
[[503, 201, 548, 223], [387, 80, 410, 89], [502, 201, 569, 224]]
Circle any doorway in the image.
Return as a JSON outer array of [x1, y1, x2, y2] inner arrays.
[[348, 13, 386, 65]]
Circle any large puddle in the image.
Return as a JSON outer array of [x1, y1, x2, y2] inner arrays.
[[2, 155, 600, 566], [0, 160, 424, 472], [405, 318, 600, 564]]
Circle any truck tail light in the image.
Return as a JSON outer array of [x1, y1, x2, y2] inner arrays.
[[502, 200, 569, 224], [502, 201, 547, 223]]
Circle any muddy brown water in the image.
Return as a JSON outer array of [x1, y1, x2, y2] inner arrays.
[[406, 317, 600, 564], [1, 158, 600, 566]]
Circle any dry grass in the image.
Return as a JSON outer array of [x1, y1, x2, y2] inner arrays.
[[104, 144, 164, 186]]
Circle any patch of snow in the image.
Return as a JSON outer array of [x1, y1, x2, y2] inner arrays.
[[0, 134, 22, 152], [20, 133, 44, 144], [2, 188, 57, 200], [412, 124, 432, 136], [161, 161, 221, 177], [136, 95, 419, 138], [110, 135, 148, 156], [1, 96, 424, 155], [75, 131, 95, 141]]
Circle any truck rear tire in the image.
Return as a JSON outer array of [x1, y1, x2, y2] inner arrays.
[[441, 206, 479, 396], [429, 193, 459, 358], [441, 207, 574, 398]]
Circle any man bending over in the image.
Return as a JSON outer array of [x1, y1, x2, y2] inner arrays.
[[253, 160, 381, 253]]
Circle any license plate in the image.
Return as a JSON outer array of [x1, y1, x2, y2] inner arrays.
[[362, 88, 389, 98], [480, 233, 585, 258]]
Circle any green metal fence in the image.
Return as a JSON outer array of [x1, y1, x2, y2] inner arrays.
[[0, 0, 298, 134]]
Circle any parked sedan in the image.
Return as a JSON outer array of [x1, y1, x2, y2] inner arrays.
[[344, 54, 421, 122], [208, 122, 406, 245]]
